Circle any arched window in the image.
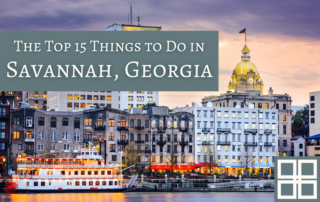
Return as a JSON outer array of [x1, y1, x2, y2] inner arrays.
[[145, 120, 149, 128], [299, 143, 303, 149], [130, 119, 134, 128], [137, 134, 141, 141], [137, 119, 141, 127], [145, 134, 149, 142], [130, 133, 134, 142]]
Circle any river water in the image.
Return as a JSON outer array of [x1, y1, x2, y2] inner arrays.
[[0, 192, 274, 202]]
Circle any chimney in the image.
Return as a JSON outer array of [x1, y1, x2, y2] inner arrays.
[[268, 87, 273, 97]]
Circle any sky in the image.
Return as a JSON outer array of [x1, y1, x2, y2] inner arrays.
[[1, 0, 320, 108]]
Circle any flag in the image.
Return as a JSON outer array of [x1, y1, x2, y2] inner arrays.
[[239, 28, 246, 34], [117, 148, 122, 152]]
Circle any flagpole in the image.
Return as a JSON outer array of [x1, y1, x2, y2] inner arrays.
[[245, 27, 247, 44]]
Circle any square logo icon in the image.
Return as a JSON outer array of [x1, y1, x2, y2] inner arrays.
[[275, 157, 320, 202]]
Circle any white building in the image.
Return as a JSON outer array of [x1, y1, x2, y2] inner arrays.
[[47, 91, 159, 112], [290, 136, 305, 156], [173, 101, 278, 176]]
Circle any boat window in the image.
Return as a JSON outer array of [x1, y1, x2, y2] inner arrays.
[[74, 171, 78, 175], [88, 171, 92, 175], [107, 171, 112, 175], [102, 181, 106, 185], [82, 181, 86, 186], [26, 182, 29, 187], [51, 171, 53, 175], [94, 171, 98, 175], [34, 182, 38, 186], [61, 171, 65, 175], [89, 181, 93, 186], [94, 152, 98, 155], [86, 152, 89, 155], [96, 181, 100, 186], [101, 171, 105, 175], [75, 181, 80, 186], [41, 182, 45, 186], [115, 181, 118, 185], [109, 181, 113, 185], [49, 182, 51, 186], [81, 171, 85, 175]]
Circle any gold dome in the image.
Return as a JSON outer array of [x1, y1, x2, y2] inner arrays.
[[234, 61, 257, 74], [241, 45, 250, 53]]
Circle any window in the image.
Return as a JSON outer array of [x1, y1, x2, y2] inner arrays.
[[283, 104, 286, 110], [26, 117, 32, 127], [283, 140, 287, 147], [50, 132, 56, 142], [34, 182, 38, 186], [283, 115, 286, 121], [74, 118, 80, 128], [111, 155, 117, 161], [62, 132, 68, 140], [67, 102, 72, 108], [110, 144, 116, 152], [310, 96, 315, 101], [38, 131, 44, 140], [50, 117, 56, 128], [67, 94, 72, 99], [283, 125, 287, 134], [311, 118, 315, 123], [64, 144, 70, 150], [145, 134, 149, 142], [38, 145, 44, 151], [265, 103, 269, 109], [73, 132, 80, 142], [85, 119, 92, 127], [109, 119, 114, 127], [130, 119, 134, 128], [145, 120, 149, 128], [62, 118, 68, 126], [13, 131, 20, 139], [14, 117, 20, 125], [311, 103, 315, 108], [109, 132, 114, 141], [311, 110, 315, 116], [38, 117, 44, 126]]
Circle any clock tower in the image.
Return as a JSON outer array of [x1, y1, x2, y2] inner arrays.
[[228, 44, 264, 94]]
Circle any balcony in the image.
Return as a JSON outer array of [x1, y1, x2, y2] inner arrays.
[[179, 140, 189, 146], [264, 142, 273, 146], [157, 127, 167, 133], [25, 124, 34, 128], [264, 129, 273, 134], [73, 149, 79, 153], [25, 150, 34, 155], [135, 140, 145, 144], [94, 125, 106, 130], [156, 140, 167, 145], [25, 137, 35, 142], [83, 139, 92, 143], [143, 149, 151, 153], [117, 126, 128, 131], [179, 127, 189, 132], [217, 128, 230, 133], [244, 142, 258, 146], [202, 141, 211, 145], [244, 129, 258, 133], [117, 140, 129, 145], [135, 126, 145, 130], [217, 141, 231, 145], [202, 128, 211, 133]]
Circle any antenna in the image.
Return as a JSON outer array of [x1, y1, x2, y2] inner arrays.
[[130, 4, 132, 25], [137, 13, 140, 26]]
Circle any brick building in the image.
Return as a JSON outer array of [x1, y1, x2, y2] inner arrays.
[[0, 91, 23, 109]]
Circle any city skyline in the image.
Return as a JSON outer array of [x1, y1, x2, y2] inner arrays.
[[1, 0, 319, 108]]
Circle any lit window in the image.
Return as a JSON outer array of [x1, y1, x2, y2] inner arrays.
[[265, 103, 269, 109], [80, 103, 86, 108], [283, 115, 286, 121], [67, 94, 72, 100], [74, 95, 79, 100], [107, 96, 112, 101]]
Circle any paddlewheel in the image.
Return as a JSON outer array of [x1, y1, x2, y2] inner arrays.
[[4, 182, 18, 193]]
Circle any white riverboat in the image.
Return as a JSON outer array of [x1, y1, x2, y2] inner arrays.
[[11, 149, 128, 193]]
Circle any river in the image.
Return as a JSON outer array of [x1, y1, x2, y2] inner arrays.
[[0, 192, 274, 202]]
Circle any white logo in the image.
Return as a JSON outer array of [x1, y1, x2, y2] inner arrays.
[[277, 159, 317, 200]]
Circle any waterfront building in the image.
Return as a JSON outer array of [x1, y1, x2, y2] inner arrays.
[[0, 91, 23, 109], [128, 108, 151, 172], [148, 106, 195, 173], [305, 134, 320, 156], [0, 104, 10, 174], [174, 102, 278, 176], [24, 91, 47, 110], [290, 136, 305, 156], [202, 44, 292, 157], [309, 91, 320, 137], [47, 91, 159, 112]]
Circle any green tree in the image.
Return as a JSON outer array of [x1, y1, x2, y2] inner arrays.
[[143, 102, 157, 109], [292, 117, 304, 135]]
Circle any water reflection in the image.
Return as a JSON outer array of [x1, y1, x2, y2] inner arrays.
[[0, 192, 274, 202]]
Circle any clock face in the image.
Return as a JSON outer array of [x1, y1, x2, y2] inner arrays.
[[248, 78, 253, 83]]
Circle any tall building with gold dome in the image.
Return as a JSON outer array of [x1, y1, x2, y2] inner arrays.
[[228, 45, 264, 95], [202, 44, 293, 157]]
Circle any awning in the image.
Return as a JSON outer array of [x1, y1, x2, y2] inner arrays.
[[150, 164, 195, 170], [305, 134, 320, 140], [194, 162, 219, 167]]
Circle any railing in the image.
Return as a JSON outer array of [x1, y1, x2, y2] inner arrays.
[[156, 140, 167, 145], [217, 128, 231, 132], [135, 126, 145, 130], [117, 140, 129, 145], [143, 149, 151, 153], [17, 164, 119, 169], [179, 127, 188, 132], [244, 142, 258, 146], [157, 127, 167, 133], [202, 141, 211, 145], [117, 126, 128, 131], [26, 124, 34, 128], [216, 141, 231, 145], [94, 125, 106, 130], [25, 137, 35, 142], [244, 129, 258, 133], [135, 140, 145, 144], [264, 142, 273, 146], [179, 141, 189, 146], [202, 128, 211, 132], [24, 150, 34, 154], [12, 174, 123, 179], [264, 129, 273, 134], [306, 142, 320, 146]]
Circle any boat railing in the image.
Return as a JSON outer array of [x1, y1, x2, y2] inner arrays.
[[17, 164, 119, 169], [12, 174, 123, 179]]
